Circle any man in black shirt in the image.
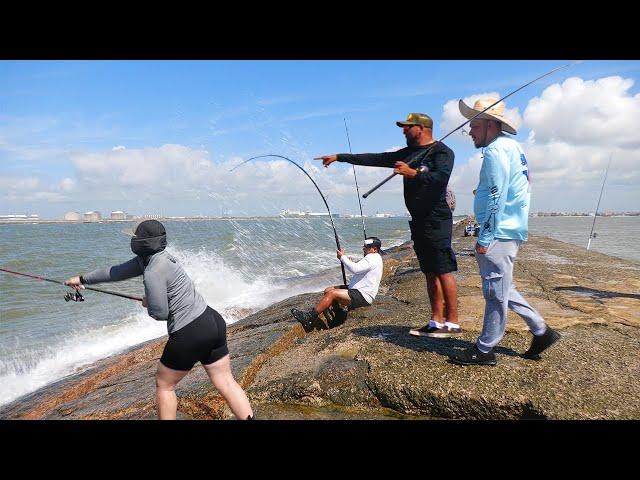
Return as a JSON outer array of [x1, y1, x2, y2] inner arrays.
[[316, 113, 462, 337]]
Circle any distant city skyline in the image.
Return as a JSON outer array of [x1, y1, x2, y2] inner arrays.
[[2, 209, 639, 223]]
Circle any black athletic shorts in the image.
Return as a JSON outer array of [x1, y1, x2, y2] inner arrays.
[[348, 288, 371, 309], [409, 219, 458, 275], [160, 306, 229, 371]]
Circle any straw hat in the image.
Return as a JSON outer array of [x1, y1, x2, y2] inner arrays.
[[458, 98, 517, 135]]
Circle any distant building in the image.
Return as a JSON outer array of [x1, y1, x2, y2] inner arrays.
[[0, 214, 34, 222], [84, 211, 102, 222], [280, 209, 338, 218], [280, 209, 307, 217], [110, 210, 127, 220], [64, 212, 82, 221]]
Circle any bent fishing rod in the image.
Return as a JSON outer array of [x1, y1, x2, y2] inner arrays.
[[344, 118, 367, 240], [0, 267, 143, 303], [229, 154, 348, 286], [362, 61, 579, 198]]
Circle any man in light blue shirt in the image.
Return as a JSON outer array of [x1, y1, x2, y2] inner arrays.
[[451, 98, 560, 366]]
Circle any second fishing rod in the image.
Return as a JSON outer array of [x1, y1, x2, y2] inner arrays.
[[344, 117, 367, 241]]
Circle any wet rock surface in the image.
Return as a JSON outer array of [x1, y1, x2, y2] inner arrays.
[[2, 224, 639, 420]]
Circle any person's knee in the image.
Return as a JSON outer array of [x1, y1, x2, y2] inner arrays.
[[325, 290, 337, 302], [213, 372, 236, 392], [155, 374, 175, 391]]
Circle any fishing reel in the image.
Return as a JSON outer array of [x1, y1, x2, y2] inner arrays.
[[64, 290, 85, 302]]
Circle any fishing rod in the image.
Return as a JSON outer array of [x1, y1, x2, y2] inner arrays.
[[0, 267, 143, 302], [229, 154, 348, 286], [361, 61, 579, 198], [587, 155, 612, 250], [344, 118, 367, 240]]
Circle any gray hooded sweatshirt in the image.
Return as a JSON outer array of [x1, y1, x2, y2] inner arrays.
[[82, 250, 208, 334]]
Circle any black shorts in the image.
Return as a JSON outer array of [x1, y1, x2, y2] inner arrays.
[[348, 288, 370, 309], [160, 306, 229, 371], [409, 219, 458, 275]]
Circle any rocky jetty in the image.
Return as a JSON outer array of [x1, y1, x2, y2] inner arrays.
[[2, 223, 639, 419]]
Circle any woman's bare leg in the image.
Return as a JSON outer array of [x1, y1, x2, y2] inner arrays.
[[155, 362, 190, 420], [202, 354, 253, 419]]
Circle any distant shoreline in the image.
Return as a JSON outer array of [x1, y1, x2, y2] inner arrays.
[[2, 214, 638, 226], [0, 216, 415, 225]]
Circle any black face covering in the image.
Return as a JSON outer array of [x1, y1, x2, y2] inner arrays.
[[130, 220, 167, 258]]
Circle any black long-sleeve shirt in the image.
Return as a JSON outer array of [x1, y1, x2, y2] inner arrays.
[[337, 141, 455, 221]]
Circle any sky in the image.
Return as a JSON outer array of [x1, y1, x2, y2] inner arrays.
[[1, 60, 639, 218]]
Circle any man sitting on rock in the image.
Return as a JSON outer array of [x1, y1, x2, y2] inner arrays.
[[291, 237, 384, 332]]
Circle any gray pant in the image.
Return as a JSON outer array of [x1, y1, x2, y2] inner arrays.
[[476, 239, 546, 353]]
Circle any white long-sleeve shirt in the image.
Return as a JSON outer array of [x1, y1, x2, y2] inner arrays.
[[340, 252, 383, 304]]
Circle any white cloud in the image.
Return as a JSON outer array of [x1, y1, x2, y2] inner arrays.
[[447, 152, 483, 214], [522, 75, 640, 208], [0, 176, 40, 191], [445, 75, 640, 214], [524, 76, 640, 148], [60, 178, 76, 193], [24, 191, 70, 202], [71, 144, 214, 188], [0, 175, 74, 204], [448, 152, 483, 195]]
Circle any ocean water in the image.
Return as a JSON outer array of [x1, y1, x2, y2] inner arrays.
[[0, 217, 412, 407], [528, 216, 640, 263], [1, 215, 637, 408]]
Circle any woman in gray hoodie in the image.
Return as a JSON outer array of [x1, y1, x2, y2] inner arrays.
[[65, 220, 253, 420]]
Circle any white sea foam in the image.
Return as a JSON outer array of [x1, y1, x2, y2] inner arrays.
[[0, 243, 330, 408], [0, 309, 166, 407]]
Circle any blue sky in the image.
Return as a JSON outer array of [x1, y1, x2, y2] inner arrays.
[[2, 60, 639, 218]]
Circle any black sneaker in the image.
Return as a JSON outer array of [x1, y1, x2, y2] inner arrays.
[[291, 308, 319, 333], [409, 324, 440, 337], [450, 345, 497, 366], [523, 327, 561, 359]]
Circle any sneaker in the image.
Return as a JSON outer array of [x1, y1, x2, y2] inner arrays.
[[523, 327, 561, 359], [409, 324, 440, 337], [426, 325, 464, 338], [291, 308, 319, 333], [450, 345, 497, 366]]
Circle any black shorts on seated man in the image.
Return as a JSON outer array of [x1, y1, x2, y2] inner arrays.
[[291, 237, 384, 332]]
